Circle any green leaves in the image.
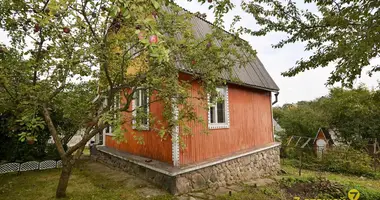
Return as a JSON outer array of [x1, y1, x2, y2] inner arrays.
[[275, 85, 380, 145], [241, 0, 379, 86]]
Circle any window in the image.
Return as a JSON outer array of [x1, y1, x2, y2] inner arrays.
[[208, 86, 230, 129], [103, 93, 120, 136], [132, 89, 149, 130]]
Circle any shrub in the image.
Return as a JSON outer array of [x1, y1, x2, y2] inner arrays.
[[282, 146, 378, 178]]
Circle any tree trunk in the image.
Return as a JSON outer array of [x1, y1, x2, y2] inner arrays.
[[56, 161, 73, 198]]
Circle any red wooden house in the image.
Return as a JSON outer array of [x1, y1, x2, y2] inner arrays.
[[92, 10, 280, 195]]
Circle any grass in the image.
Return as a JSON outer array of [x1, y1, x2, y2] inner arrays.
[[1, 158, 380, 200], [0, 159, 173, 200], [281, 160, 380, 192]]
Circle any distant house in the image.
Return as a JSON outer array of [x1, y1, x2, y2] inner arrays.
[[313, 127, 340, 154]]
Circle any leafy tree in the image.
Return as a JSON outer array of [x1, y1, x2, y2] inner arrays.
[[274, 85, 380, 147], [273, 101, 328, 138], [0, 0, 253, 198], [323, 86, 380, 147], [240, 0, 380, 86]]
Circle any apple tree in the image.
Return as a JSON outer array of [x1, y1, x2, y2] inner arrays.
[[0, 0, 253, 198]]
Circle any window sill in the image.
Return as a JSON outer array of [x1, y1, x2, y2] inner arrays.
[[208, 123, 229, 129], [104, 133, 114, 136]]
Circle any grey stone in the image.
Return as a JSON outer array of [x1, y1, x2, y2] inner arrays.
[[189, 192, 207, 198], [176, 195, 190, 200], [227, 185, 245, 192], [93, 145, 281, 195], [135, 187, 168, 198], [210, 172, 218, 182], [176, 177, 191, 194], [244, 178, 276, 187], [214, 187, 232, 196], [192, 173, 206, 190]]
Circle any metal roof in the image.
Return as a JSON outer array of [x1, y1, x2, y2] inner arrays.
[[163, 5, 280, 92], [190, 16, 279, 92]]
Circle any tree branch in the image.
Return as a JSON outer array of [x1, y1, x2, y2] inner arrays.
[[42, 104, 66, 157]]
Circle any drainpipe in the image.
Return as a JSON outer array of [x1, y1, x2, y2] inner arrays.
[[272, 92, 279, 105]]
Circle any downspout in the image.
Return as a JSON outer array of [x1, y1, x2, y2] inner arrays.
[[272, 92, 279, 105]]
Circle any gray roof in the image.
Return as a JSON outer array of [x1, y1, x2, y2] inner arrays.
[[165, 5, 280, 92], [190, 17, 279, 92]]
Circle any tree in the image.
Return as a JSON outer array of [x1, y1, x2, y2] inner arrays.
[[274, 85, 380, 146], [273, 101, 328, 138], [0, 0, 253, 198], [240, 0, 380, 87], [323, 86, 380, 146]]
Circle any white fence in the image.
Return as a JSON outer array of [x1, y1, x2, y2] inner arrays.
[[0, 160, 62, 174]]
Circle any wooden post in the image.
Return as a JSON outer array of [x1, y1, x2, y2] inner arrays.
[[375, 138, 378, 154], [298, 152, 303, 176]]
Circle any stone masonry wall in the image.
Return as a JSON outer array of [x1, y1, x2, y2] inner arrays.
[[174, 146, 280, 194], [91, 145, 280, 195], [91, 147, 177, 193]]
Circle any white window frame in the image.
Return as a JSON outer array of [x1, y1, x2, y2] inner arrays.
[[208, 86, 230, 129], [103, 93, 120, 136], [132, 88, 150, 130]]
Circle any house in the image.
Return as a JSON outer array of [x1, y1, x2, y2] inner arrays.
[[91, 6, 280, 195], [313, 128, 337, 154]]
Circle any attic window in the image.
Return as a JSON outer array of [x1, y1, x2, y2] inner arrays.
[[132, 88, 149, 130], [208, 86, 230, 129]]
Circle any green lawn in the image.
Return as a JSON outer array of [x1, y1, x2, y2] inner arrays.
[[0, 159, 173, 200], [1, 159, 379, 200]]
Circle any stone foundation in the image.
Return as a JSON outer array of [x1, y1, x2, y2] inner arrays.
[[91, 143, 280, 195]]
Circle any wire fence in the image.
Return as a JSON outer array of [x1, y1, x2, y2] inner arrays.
[[0, 160, 62, 174], [282, 136, 380, 176]]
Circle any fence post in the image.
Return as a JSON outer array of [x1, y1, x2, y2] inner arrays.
[[298, 152, 303, 176]]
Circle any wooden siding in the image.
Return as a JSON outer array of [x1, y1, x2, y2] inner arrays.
[[179, 75, 274, 165], [105, 90, 173, 164], [105, 74, 274, 166]]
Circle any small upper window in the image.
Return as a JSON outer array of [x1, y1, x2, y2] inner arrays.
[[208, 86, 229, 129], [132, 89, 149, 130]]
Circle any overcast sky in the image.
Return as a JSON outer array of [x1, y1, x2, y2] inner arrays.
[[175, 0, 380, 105], [1, 0, 379, 106]]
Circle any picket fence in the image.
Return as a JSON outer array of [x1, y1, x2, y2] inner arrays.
[[0, 160, 62, 174]]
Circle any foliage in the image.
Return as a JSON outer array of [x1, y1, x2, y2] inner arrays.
[[239, 0, 380, 86], [282, 146, 378, 178], [323, 86, 380, 146], [274, 85, 380, 144], [0, 111, 51, 162], [0, 0, 254, 197]]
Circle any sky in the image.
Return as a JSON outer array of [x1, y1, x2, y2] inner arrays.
[[1, 0, 379, 106], [175, 0, 380, 105]]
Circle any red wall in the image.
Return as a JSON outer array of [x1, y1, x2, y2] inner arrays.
[[105, 91, 173, 164], [105, 75, 275, 166], [179, 75, 274, 165]]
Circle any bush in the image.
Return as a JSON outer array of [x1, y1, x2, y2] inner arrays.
[[320, 147, 375, 177], [0, 112, 54, 162], [282, 146, 378, 178]]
